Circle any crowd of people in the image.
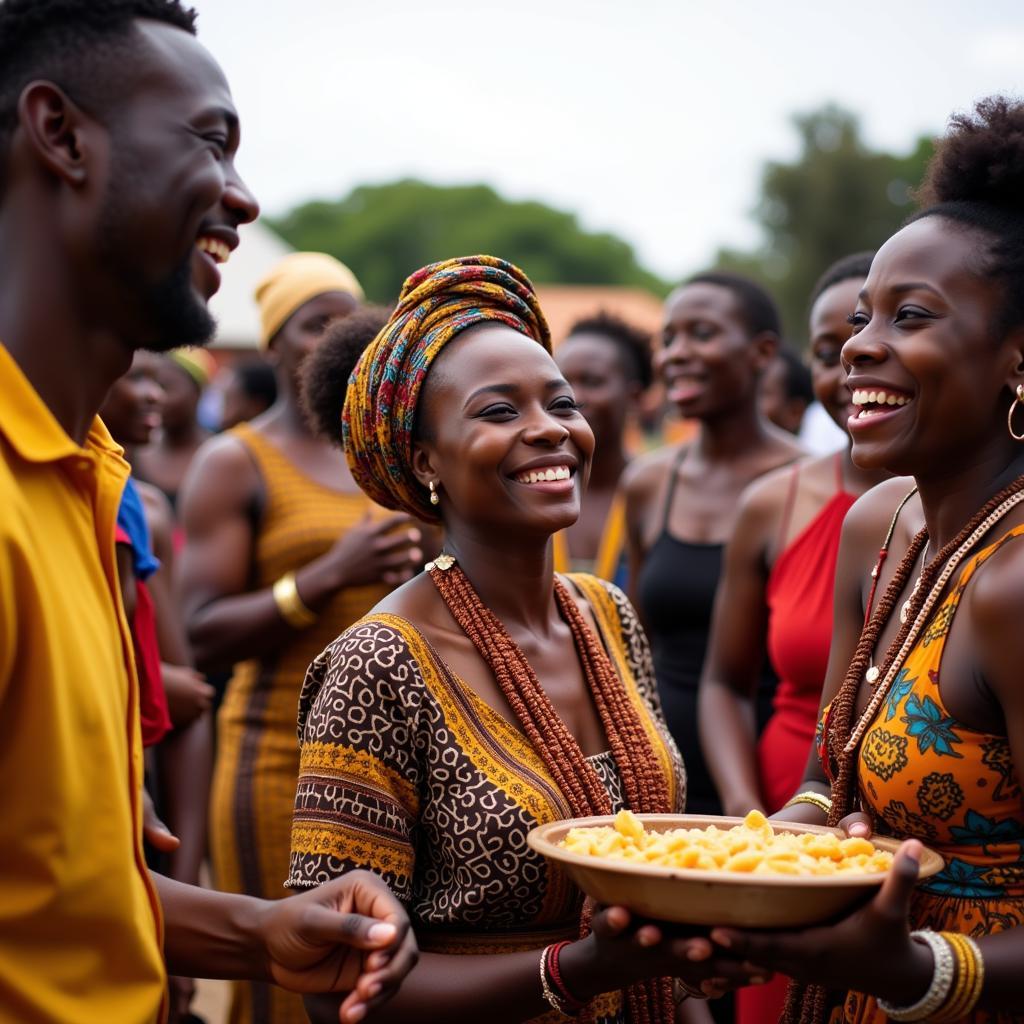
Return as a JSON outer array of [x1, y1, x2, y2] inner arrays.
[[2, 3, 1023, 1024]]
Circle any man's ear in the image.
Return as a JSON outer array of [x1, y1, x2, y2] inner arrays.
[[16, 81, 95, 187]]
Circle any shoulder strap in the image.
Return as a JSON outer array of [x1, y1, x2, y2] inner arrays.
[[660, 445, 690, 533], [594, 493, 627, 582], [775, 463, 802, 554]]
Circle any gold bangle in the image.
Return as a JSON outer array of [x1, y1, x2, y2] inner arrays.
[[934, 932, 984, 1022], [782, 791, 833, 816], [935, 931, 969, 1022], [272, 571, 318, 630]]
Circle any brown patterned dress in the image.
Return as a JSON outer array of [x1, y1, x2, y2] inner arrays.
[[288, 573, 686, 1022]]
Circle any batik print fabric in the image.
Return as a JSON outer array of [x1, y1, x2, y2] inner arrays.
[[819, 526, 1024, 1024], [288, 574, 685, 1024]]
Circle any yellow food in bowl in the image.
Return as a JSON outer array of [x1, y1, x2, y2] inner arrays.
[[559, 809, 894, 877]]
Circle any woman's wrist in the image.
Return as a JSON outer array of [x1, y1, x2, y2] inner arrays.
[[876, 933, 936, 1007], [557, 937, 605, 1002]]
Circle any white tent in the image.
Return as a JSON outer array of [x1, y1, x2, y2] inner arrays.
[[208, 220, 293, 350]]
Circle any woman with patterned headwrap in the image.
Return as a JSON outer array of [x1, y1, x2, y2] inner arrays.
[[178, 255, 423, 1024], [288, 255, 763, 1024]]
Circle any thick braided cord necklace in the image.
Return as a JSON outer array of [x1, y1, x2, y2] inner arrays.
[[845, 486, 1024, 757]]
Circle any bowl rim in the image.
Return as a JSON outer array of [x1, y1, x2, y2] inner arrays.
[[527, 813, 945, 888]]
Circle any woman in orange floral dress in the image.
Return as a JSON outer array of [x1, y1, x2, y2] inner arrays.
[[708, 97, 1024, 1024]]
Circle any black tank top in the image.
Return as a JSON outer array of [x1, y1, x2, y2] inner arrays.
[[637, 447, 778, 815]]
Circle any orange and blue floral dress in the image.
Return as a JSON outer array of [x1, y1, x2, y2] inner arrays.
[[818, 526, 1024, 1024]]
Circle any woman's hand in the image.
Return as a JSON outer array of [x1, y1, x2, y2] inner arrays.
[[708, 840, 933, 1006], [838, 811, 873, 839], [560, 906, 771, 1002]]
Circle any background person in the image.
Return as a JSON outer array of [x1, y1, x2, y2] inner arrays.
[[179, 261, 419, 1024], [759, 346, 814, 436], [136, 346, 216, 513], [219, 357, 278, 429], [623, 272, 804, 820], [553, 311, 652, 588], [696, 252, 890, 1024]]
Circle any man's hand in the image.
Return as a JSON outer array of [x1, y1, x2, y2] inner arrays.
[[261, 871, 418, 1023]]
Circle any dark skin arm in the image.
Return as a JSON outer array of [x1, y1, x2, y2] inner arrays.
[[304, 906, 765, 1024], [698, 476, 781, 816], [178, 436, 421, 673], [717, 487, 1024, 1011], [155, 870, 418, 1024]]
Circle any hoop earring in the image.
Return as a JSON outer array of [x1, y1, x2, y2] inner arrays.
[[1009, 384, 1024, 442], [429, 480, 440, 505]]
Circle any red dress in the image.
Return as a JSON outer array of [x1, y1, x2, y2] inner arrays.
[[739, 457, 854, 1024]]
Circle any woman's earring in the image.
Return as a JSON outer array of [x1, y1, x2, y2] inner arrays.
[[1008, 384, 1024, 442], [429, 480, 440, 505]]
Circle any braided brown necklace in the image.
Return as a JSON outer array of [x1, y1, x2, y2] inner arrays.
[[427, 558, 674, 1024], [786, 473, 1024, 1024]]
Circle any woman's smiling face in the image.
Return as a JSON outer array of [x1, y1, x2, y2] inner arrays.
[[414, 324, 594, 539], [843, 216, 1021, 475]]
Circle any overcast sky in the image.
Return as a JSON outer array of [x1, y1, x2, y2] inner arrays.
[[198, 0, 1024, 281]]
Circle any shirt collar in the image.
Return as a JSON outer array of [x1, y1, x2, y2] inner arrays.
[[0, 342, 125, 464]]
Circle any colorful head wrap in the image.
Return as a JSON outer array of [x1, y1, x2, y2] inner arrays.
[[254, 252, 365, 349], [343, 255, 551, 522], [167, 347, 216, 389]]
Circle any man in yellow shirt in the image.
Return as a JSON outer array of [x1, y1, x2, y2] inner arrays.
[[0, 3, 415, 1022]]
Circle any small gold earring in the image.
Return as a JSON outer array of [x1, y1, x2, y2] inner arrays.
[[1009, 384, 1024, 442], [429, 480, 440, 505]]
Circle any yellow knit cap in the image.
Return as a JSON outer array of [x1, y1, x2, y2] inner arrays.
[[254, 252, 365, 349]]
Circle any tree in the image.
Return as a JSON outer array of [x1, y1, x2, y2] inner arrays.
[[714, 105, 934, 342], [267, 179, 668, 304]]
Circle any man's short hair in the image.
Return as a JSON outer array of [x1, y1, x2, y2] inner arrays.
[[0, 0, 197, 194]]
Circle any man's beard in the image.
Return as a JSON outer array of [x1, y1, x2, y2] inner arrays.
[[95, 166, 218, 353], [137, 254, 218, 353]]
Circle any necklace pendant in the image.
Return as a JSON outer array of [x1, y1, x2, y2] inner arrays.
[[426, 553, 456, 572], [866, 665, 880, 685], [900, 599, 911, 625]]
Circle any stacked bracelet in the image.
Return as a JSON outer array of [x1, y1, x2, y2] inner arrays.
[[782, 790, 833, 816], [272, 571, 318, 630], [539, 942, 586, 1017], [933, 932, 984, 1022], [877, 930, 955, 1021]]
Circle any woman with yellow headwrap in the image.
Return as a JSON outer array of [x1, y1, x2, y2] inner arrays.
[[288, 255, 761, 1024], [177, 253, 422, 1024]]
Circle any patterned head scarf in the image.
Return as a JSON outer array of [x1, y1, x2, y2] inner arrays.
[[343, 255, 551, 522]]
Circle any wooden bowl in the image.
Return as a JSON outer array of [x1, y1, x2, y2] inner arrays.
[[527, 814, 944, 928]]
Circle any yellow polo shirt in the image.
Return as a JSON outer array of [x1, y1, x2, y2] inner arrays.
[[0, 344, 164, 1022]]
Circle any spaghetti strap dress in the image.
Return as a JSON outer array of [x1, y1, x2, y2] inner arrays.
[[637, 446, 778, 816], [817, 525, 1024, 1024], [209, 423, 389, 1024]]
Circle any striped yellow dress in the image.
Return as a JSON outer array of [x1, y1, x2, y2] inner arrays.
[[210, 422, 388, 1024]]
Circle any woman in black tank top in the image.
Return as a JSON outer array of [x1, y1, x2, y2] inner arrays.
[[624, 272, 804, 818]]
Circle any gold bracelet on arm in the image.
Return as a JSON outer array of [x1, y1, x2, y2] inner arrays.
[[272, 571, 318, 630], [782, 790, 833, 816]]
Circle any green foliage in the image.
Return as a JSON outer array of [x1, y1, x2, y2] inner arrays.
[[714, 104, 934, 343], [267, 179, 668, 304]]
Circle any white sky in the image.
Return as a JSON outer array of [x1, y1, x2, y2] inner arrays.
[[198, 0, 1024, 281]]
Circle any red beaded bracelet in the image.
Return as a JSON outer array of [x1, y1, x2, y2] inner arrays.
[[546, 941, 587, 1013]]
